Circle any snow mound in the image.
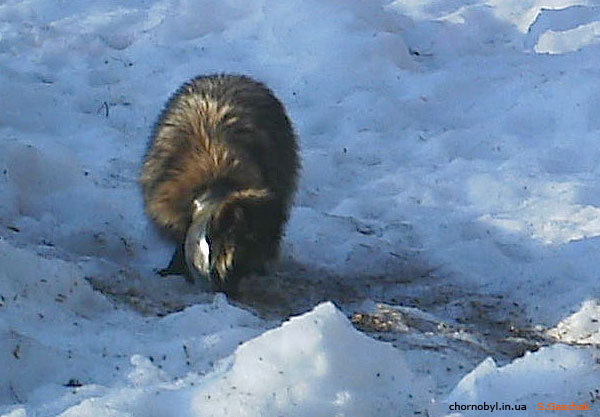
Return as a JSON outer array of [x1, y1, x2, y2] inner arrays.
[[0, 239, 263, 416], [192, 302, 427, 417], [526, 5, 600, 53], [536, 20, 600, 54], [16, 302, 429, 417], [547, 299, 600, 345], [433, 344, 600, 416]]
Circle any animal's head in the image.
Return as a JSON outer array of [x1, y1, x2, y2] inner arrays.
[[184, 188, 270, 292]]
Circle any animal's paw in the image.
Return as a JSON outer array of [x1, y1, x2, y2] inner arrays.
[[213, 246, 235, 281]]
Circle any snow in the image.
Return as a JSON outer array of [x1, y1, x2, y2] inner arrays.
[[189, 302, 426, 417], [1, 0, 600, 416], [436, 344, 599, 416]]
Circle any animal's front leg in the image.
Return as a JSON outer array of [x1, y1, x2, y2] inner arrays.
[[157, 242, 194, 282]]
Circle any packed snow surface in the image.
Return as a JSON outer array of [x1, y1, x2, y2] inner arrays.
[[1, 0, 599, 416]]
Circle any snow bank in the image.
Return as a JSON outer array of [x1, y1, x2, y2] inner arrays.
[[536, 19, 600, 53], [1, 302, 428, 417], [191, 302, 426, 417], [548, 299, 600, 345], [433, 344, 600, 416], [0, 239, 263, 416]]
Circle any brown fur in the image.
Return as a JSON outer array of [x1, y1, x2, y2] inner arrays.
[[140, 74, 299, 293]]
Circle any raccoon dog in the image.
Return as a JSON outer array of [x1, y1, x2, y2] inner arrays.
[[140, 74, 299, 294]]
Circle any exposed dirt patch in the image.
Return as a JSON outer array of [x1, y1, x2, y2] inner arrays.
[[85, 254, 566, 398]]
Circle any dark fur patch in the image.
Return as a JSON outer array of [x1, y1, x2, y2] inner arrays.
[[140, 74, 299, 292]]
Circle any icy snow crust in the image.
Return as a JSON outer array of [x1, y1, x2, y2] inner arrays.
[[1, 0, 599, 416]]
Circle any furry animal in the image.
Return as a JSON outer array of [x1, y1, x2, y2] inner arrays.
[[140, 74, 299, 294]]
